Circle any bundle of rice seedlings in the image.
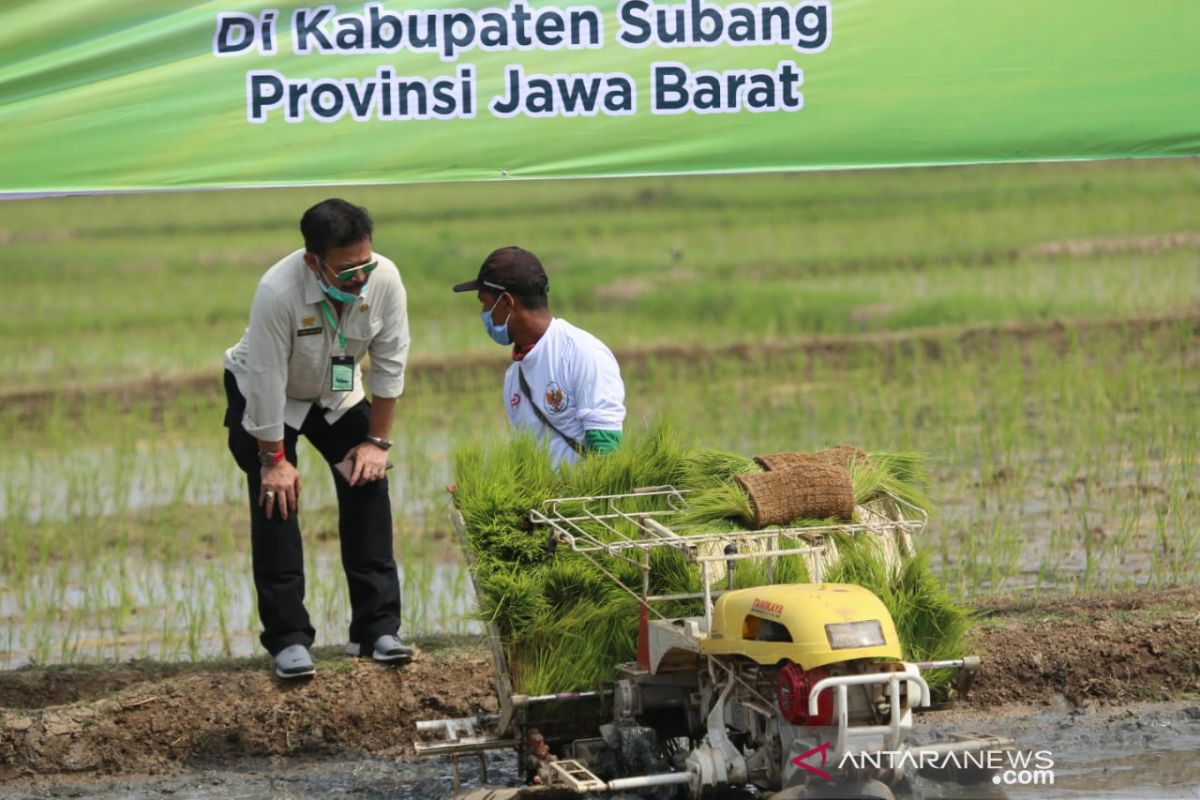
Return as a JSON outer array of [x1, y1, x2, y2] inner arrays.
[[541, 558, 618, 612], [889, 552, 971, 691], [454, 434, 559, 571], [672, 446, 930, 530], [771, 540, 814, 584], [566, 417, 691, 498], [453, 419, 965, 697], [478, 569, 552, 636], [676, 448, 761, 490], [513, 594, 641, 694], [646, 548, 702, 596], [675, 484, 754, 527], [823, 532, 892, 591], [854, 451, 934, 513]]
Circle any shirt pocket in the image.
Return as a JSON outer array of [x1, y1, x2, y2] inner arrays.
[[289, 330, 328, 384], [342, 312, 382, 356]]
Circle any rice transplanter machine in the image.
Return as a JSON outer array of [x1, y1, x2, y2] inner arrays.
[[417, 487, 1006, 799]]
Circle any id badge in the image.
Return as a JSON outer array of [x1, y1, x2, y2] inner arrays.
[[330, 356, 354, 392]]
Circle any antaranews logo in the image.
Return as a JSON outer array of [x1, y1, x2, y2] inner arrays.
[[794, 745, 1056, 785], [989, 749, 1056, 786], [791, 742, 834, 780]]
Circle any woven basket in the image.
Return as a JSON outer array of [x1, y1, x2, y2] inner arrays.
[[754, 445, 868, 473], [735, 462, 855, 528]]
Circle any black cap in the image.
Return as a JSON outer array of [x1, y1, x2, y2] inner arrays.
[[453, 246, 549, 295]]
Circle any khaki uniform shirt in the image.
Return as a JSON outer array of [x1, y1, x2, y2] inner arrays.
[[223, 248, 408, 441]]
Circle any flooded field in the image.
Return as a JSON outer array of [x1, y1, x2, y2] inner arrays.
[[2, 162, 1197, 798], [0, 475, 1188, 669], [3, 445, 1193, 668], [2, 704, 1196, 799], [0, 551, 479, 667]]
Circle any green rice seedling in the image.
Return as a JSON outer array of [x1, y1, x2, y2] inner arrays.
[[771, 538, 814, 585], [454, 434, 560, 571], [676, 484, 754, 527], [676, 449, 761, 490], [725, 557, 782, 590], [890, 553, 971, 666], [853, 452, 934, 513], [644, 548, 702, 597], [513, 594, 641, 694], [824, 532, 893, 589], [565, 416, 692, 498], [477, 568, 552, 636], [541, 558, 620, 612]]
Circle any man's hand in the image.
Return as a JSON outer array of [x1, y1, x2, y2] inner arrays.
[[346, 441, 390, 486], [260, 460, 302, 520]]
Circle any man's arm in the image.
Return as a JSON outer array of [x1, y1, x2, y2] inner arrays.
[[241, 282, 302, 519], [366, 267, 410, 400], [573, 343, 626, 456], [346, 267, 408, 485]]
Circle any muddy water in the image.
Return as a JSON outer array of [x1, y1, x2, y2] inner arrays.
[[909, 704, 1200, 799], [2, 704, 1196, 800]]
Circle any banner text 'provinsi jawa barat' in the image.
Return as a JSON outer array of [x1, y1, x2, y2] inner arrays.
[[213, 1, 830, 122]]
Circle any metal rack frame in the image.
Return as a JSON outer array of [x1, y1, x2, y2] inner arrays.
[[529, 486, 927, 629]]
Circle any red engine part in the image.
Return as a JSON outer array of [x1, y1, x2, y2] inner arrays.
[[777, 661, 833, 725]]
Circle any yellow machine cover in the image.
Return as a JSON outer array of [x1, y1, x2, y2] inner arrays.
[[701, 583, 902, 669]]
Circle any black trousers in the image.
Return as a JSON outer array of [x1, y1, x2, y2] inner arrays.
[[223, 370, 401, 655]]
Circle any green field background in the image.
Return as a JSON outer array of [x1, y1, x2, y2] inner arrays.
[[1, 159, 1198, 664]]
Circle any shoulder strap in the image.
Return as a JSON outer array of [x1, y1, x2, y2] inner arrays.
[[517, 366, 582, 454]]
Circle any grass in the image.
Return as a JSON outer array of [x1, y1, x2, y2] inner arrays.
[[0, 159, 1198, 668], [2, 159, 1200, 392]]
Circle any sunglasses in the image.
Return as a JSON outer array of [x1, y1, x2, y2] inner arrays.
[[321, 256, 378, 282]]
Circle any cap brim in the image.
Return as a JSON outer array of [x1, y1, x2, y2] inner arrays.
[[452, 280, 482, 293]]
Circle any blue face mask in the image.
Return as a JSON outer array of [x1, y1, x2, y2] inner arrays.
[[481, 294, 512, 346]]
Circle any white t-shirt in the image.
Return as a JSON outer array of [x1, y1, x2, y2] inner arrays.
[[503, 318, 625, 467]]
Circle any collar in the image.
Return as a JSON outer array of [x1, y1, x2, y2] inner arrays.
[[513, 316, 558, 361], [300, 251, 326, 306]]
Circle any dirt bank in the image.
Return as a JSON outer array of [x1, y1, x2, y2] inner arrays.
[[1, 589, 1197, 787]]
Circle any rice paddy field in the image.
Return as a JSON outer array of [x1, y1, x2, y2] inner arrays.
[[1, 158, 1198, 668]]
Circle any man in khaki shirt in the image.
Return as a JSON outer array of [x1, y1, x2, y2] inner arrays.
[[223, 198, 413, 678]]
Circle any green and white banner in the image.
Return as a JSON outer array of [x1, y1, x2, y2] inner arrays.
[[2, 1, 1198, 193]]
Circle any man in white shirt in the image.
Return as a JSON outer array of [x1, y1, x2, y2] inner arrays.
[[223, 198, 413, 679], [453, 246, 625, 466]]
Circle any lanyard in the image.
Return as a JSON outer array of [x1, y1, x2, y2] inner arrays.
[[318, 300, 347, 349]]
